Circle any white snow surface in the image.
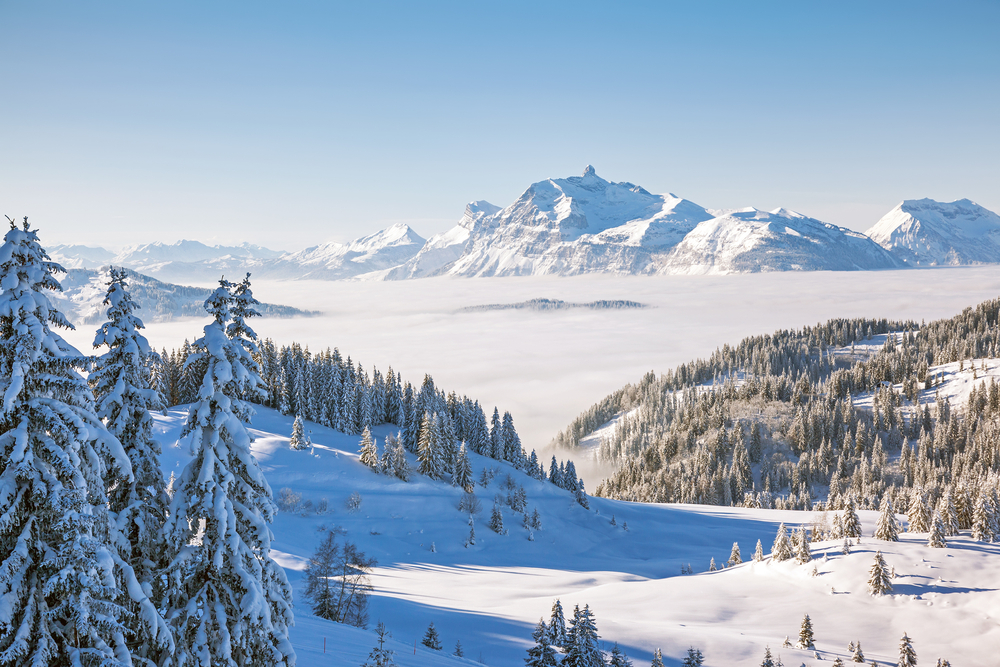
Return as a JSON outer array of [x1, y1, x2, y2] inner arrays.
[[153, 406, 1000, 667], [865, 198, 1000, 266]]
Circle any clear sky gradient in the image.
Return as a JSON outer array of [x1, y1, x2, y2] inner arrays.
[[2, 1, 998, 250]]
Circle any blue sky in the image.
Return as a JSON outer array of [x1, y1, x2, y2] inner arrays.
[[2, 1, 997, 250]]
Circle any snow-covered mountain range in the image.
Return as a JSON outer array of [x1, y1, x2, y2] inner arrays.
[[50, 170, 998, 279], [661, 207, 902, 274], [864, 198, 1000, 266]]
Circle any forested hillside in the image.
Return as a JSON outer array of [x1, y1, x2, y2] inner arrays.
[[557, 299, 1000, 532]]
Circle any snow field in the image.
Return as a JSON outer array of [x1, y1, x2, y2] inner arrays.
[[155, 406, 1000, 666]]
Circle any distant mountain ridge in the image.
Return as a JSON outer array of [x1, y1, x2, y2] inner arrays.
[[864, 198, 1000, 266], [50, 170, 999, 279], [51, 267, 315, 325]]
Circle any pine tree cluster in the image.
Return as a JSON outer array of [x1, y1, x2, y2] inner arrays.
[[582, 299, 1000, 539], [0, 221, 294, 666]]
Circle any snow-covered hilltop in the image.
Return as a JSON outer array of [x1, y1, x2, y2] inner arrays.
[[865, 198, 1000, 266], [660, 207, 903, 274], [49, 174, 1000, 279]]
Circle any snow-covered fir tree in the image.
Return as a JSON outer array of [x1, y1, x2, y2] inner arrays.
[[163, 275, 295, 667], [771, 523, 792, 561], [421, 622, 442, 650], [759, 646, 774, 667], [907, 491, 930, 533], [548, 599, 568, 648], [417, 411, 444, 479], [386, 432, 410, 481], [867, 550, 892, 596], [709, 557, 717, 571], [359, 426, 380, 472], [794, 527, 812, 564], [797, 614, 815, 649], [489, 503, 506, 535], [681, 647, 704, 667], [928, 511, 947, 548], [937, 491, 959, 536], [852, 640, 865, 662], [289, 414, 308, 450], [898, 632, 917, 667], [452, 442, 474, 491], [564, 604, 603, 667], [608, 643, 633, 667], [874, 496, 899, 541], [650, 648, 665, 667], [753, 539, 765, 562], [0, 220, 172, 667], [842, 496, 862, 538], [91, 266, 174, 665], [453, 640, 463, 658], [525, 619, 558, 667], [729, 542, 742, 566]]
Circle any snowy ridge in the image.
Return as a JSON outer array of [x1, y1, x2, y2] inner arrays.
[[51, 268, 315, 324], [660, 207, 903, 274], [152, 406, 996, 667], [277, 223, 426, 280], [865, 198, 1000, 266], [385, 201, 501, 279]]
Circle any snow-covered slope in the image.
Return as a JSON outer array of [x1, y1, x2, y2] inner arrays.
[[385, 201, 501, 279], [51, 268, 314, 325], [279, 223, 425, 280], [660, 207, 903, 274], [151, 406, 999, 667], [865, 198, 1000, 266], [436, 166, 714, 277]]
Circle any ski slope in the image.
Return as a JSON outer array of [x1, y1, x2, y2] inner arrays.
[[154, 406, 1000, 667]]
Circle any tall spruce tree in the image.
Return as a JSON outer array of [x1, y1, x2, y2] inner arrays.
[[564, 604, 603, 667], [797, 614, 815, 649], [867, 550, 892, 596], [928, 511, 947, 548], [0, 220, 170, 666], [771, 523, 792, 561], [842, 495, 863, 538], [359, 426, 380, 472], [874, 497, 899, 541], [163, 276, 295, 667], [898, 633, 917, 667], [452, 442, 474, 491], [548, 599, 568, 648], [525, 619, 558, 667], [91, 266, 174, 665]]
